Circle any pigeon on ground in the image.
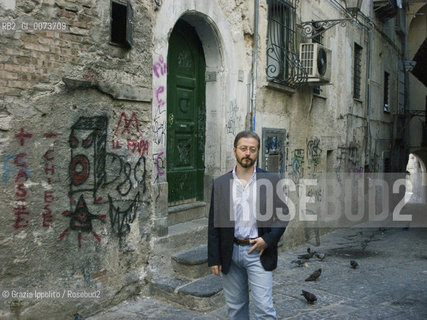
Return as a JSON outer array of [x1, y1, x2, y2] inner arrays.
[[378, 227, 386, 233], [298, 247, 315, 260], [350, 260, 359, 269], [314, 252, 325, 260], [74, 314, 85, 320], [305, 268, 322, 281], [301, 290, 317, 304], [291, 259, 309, 267]]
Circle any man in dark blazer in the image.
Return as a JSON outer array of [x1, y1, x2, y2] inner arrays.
[[208, 130, 288, 320]]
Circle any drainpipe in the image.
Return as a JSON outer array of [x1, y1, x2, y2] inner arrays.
[[403, 4, 410, 164], [250, 0, 259, 131], [366, 2, 373, 171]]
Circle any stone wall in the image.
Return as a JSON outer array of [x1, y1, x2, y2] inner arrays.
[[0, 1, 155, 319]]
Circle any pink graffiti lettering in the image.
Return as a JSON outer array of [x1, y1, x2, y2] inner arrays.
[[127, 139, 149, 156], [44, 149, 54, 161], [15, 128, 32, 146], [13, 153, 30, 229], [14, 153, 27, 167], [113, 112, 142, 136], [153, 55, 167, 78], [43, 133, 58, 139], [43, 204, 53, 227], [16, 183, 27, 198], [44, 149, 55, 176], [44, 190, 54, 203], [45, 163, 55, 175], [156, 86, 165, 107], [112, 139, 122, 149], [14, 205, 29, 229], [15, 169, 28, 183]]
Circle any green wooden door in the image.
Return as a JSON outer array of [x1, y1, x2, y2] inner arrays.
[[167, 20, 206, 204]]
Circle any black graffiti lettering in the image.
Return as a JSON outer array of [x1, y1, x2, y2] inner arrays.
[[117, 162, 132, 196], [134, 156, 147, 193]]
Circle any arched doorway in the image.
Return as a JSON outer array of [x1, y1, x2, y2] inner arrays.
[[151, 2, 237, 235], [167, 20, 206, 204]]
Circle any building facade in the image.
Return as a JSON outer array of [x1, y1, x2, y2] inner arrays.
[[0, 0, 413, 318], [406, 1, 427, 202]]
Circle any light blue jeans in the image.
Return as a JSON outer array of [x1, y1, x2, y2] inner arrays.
[[221, 243, 277, 320]]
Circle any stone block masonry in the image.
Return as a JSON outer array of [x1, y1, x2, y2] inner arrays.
[[0, 1, 156, 319]]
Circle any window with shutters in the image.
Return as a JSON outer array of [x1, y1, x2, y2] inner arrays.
[[111, 0, 133, 48]]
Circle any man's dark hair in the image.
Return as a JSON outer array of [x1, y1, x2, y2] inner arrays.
[[234, 130, 260, 149]]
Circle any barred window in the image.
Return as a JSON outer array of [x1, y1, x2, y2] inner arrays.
[[266, 0, 305, 88], [353, 43, 362, 100]]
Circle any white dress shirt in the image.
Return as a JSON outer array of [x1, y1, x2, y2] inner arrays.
[[232, 166, 258, 239]]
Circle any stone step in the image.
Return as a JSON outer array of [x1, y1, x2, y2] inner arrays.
[[171, 245, 209, 279], [153, 218, 208, 254], [168, 201, 207, 227], [149, 274, 224, 312]]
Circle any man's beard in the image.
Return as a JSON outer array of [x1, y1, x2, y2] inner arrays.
[[237, 156, 256, 168]]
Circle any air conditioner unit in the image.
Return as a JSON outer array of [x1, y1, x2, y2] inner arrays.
[[299, 43, 331, 84]]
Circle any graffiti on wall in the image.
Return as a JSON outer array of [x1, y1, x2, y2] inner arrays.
[[262, 128, 286, 175], [307, 188, 323, 202], [60, 116, 108, 248], [153, 55, 168, 186], [153, 55, 167, 116], [112, 112, 149, 157], [13, 152, 31, 229], [153, 55, 167, 80], [152, 56, 167, 147], [3, 129, 60, 229], [60, 116, 147, 248], [335, 141, 361, 182], [12, 128, 33, 229], [153, 152, 165, 184], [153, 107, 166, 146], [337, 141, 360, 166], [42, 133, 58, 227], [306, 137, 322, 171], [291, 149, 305, 184]]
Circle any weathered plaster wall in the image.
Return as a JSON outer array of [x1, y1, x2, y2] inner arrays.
[[408, 4, 427, 149], [0, 0, 155, 318], [250, 0, 404, 246]]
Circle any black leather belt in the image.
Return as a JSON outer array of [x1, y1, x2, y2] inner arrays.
[[233, 237, 254, 246]]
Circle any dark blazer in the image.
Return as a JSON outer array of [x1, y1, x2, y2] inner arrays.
[[208, 167, 288, 274]]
